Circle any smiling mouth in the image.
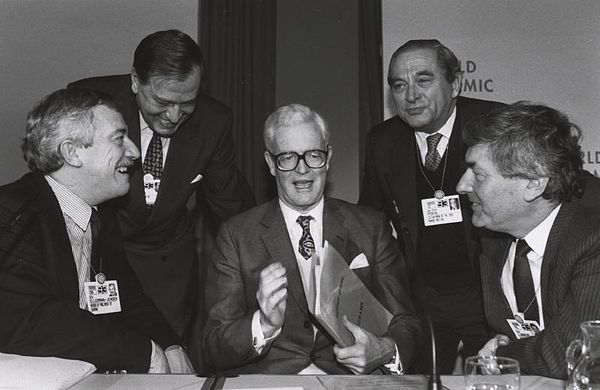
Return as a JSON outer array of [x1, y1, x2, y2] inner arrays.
[[116, 164, 133, 174], [294, 180, 313, 189], [405, 107, 426, 115]]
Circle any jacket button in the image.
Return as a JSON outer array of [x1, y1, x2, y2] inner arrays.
[[309, 353, 316, 361]]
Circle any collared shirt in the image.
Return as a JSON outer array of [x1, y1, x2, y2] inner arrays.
[[45, 175, 94, 309], [139, 113, 170, 167], [501, 204, 562, 330], [414, 106, 457, 162], [251, 197, 401, 374]]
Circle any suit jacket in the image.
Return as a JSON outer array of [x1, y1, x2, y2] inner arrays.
[[202, 198, 420, 374], [359, 97, 504, 272], [68, 75, 255, 339], [481, 202, 600, 378], [0, 172, 179, 373]]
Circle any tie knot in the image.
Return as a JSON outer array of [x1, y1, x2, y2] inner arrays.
[[296, 215, 313, 229], [515, 239, 531, 259], [426, 133, 443, 150]]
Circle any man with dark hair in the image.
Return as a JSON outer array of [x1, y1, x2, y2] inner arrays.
[[359, 39, 503, 373], [0, 88, 192, 373], [457, 102, 600, 378], [203, 104, 420, 374], [68, 30, 255, 351]]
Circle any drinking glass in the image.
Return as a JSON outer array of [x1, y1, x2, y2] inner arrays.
[[464, 356, 520, 390]]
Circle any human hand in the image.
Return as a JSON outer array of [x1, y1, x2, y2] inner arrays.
[[333, 315, 396, 374], [256, 262, 287, 338], [148, 341, 171, 374], [165, 345, 194, 373], [478, 334, 511, 357]]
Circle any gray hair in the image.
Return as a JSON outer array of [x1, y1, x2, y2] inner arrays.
[[22, 88, 118, 173], [263, 104, 329, 151]]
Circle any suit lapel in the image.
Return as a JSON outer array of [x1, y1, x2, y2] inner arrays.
[[260, 201, 310, 317], [30, 174, 79, 301], [114, 80, 147, 224], [540, 204, 573, 314]]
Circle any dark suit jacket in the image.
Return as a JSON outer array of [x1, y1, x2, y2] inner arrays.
[[359, 96, 504, 272], [68, 75, 255, 340], [0, 172, 179, 373], [480, 202, 600, 378], [202, 198, 420, 374]]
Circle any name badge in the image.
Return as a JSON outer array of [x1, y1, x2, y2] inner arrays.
[[84, 280, 121, 315], [143, 173, 160, 206], [421, 194, 463, 226], [507, 313, 540, 339]]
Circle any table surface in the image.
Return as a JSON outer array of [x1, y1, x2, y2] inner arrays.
[[70, 373, 566, 390]]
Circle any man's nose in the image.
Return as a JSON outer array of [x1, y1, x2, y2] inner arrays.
[[165, 105, 182, 123]]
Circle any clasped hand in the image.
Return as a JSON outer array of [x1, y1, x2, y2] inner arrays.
[[333, 315, 396, 374]]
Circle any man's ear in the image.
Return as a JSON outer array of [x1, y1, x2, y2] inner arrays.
[[59, 140, 83, 168], [131, 67, 140, 94], [264, 151, 276, 177], [524, 177, 549, 202], [325, 145, 333, 170], [451, 73, 462, 98]]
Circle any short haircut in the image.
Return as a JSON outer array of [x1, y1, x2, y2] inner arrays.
[[464, 102, 584, 202], [133, 29, 205, 83], [263, 104, 329, 151], [388, 39, 462, 85], [22, 88, 118, 174]]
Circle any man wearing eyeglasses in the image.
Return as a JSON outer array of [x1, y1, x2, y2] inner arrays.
[[202, 104, 420, 374]]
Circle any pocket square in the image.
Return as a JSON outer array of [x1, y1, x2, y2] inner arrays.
[[349, 253, 369, 269], [190, 174, 203, 184]]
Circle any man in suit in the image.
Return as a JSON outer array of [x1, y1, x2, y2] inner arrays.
[[359, 39, 503, 373], [456, 102, 600, 378], [0, 88, 193, 373], [68, 30, 255, 345], [203, 104, 420, 374]]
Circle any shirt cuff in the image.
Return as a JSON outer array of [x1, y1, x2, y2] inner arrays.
[[384, 343, 403, 375], [251, 310, 281, 354]]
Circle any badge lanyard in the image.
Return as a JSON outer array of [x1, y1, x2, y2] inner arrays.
[[417, 142, 449, 200]]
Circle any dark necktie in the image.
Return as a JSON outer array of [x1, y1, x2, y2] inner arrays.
[[297, 215, 318, 311], [143, 133, 163, 179], [424, 133, 443, 172], [513, 239, 540, 323], [297, 215, 315, 260], [89, 208, 101, 280]]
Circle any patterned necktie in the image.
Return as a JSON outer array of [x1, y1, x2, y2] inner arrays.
[[143, 133, 163, 179], [297, 215, 315, 260], [424, 133, 443, 172], [513, 239, 540, 323]]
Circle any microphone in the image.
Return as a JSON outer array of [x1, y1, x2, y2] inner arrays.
[[383, 175, 443, 389], [427, 314, 442, 390]]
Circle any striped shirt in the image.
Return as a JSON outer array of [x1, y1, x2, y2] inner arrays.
[[45, 175, 93, 309]]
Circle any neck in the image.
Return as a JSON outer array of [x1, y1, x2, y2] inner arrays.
[[509, 199, 558, 239], [49, 169, 96, 206]]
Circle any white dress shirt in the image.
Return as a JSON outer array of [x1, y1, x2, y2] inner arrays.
[[414, 106, 456, 162], [501, 204, 562, 330]]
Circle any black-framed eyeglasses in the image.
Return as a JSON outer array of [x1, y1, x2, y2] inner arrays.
[[268, 147, 329, 171]]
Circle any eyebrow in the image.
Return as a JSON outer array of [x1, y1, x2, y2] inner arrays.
[[151, 92, 196, 106], [415, 70, 434, 77]]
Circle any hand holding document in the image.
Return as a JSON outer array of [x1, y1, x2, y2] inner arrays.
[[309, 241, 393, 347]]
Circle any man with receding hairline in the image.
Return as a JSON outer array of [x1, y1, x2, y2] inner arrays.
[[360, 39, 504, 373]]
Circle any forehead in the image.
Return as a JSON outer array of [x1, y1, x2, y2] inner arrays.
[[466, 143, 498, 171], [90, 105, 127, 134], [271, 121, 325, 153], [390, 48, 442, 77], [145, 68, 201, 102]]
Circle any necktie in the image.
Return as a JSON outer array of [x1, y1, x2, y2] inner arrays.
[[143, 133, 163, 179], [90, 208, 101, 278], [297, 215, 315, 260], [424, 133, 443, 172], [513, 239, 540, 323]]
